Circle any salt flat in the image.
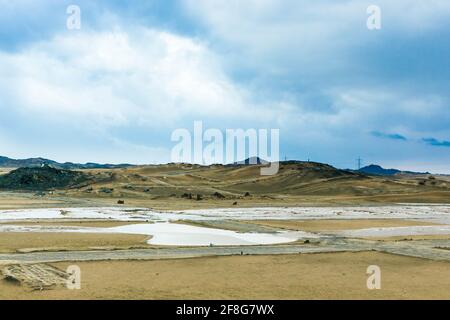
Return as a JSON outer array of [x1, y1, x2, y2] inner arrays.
[[333, 225, 450, 238], [1, 205, 450, 246], [176, 206, 450, 223], [1, 205, 450, 223]]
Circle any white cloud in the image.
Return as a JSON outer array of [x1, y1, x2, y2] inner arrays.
[[0, 26, 286, 132], [1, 1, 449, 170]]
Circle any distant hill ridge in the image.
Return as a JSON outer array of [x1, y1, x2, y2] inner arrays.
[[358, 164, 429, 176], [232, 157, 269, 165], [0, 155, 438, 176], [0, 155, 131, 169]]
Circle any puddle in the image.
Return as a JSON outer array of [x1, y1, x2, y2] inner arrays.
[[108, 223, 316, 246], [0, 222, 317, 246]]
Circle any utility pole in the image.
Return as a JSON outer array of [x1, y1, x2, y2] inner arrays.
[[357, 157, 362, 170]]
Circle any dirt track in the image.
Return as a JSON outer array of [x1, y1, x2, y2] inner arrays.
[[1, 238, 450, 265]]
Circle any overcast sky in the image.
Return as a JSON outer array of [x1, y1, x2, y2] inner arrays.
[[0, 0, 449, 173]]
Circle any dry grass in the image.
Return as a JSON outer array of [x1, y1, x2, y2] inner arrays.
[[0, 232, 151, 253], [245, 219, 438, 232], [1, 252, 449, 299]]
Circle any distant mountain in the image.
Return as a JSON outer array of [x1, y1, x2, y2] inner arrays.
[[358, 165, 400, 175], [232, 157, 269, 165], [358, 164, 429, 176], [0, 155, 132, 169]]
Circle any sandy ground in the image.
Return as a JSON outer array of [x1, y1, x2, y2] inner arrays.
[[0, 220, 148, 228], [365, 235, 450, 241], [0, 232, 151, 253], [1, 252, 449, 299], [1, 191, 449, 211], [0, 200, 448, 299], [245, 219, 439, 232]]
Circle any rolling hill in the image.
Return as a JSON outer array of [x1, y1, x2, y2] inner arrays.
[[57, 161, 450, 205], [0, 159, 448, 206], [0, 166, 92, 191]]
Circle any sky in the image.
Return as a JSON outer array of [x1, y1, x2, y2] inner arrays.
[[0, 0, 449, 173]]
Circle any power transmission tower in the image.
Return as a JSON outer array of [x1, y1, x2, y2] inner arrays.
[[357, 157, 362, 170]]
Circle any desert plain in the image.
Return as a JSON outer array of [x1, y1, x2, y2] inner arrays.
[[0, 162, 450, 299]]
